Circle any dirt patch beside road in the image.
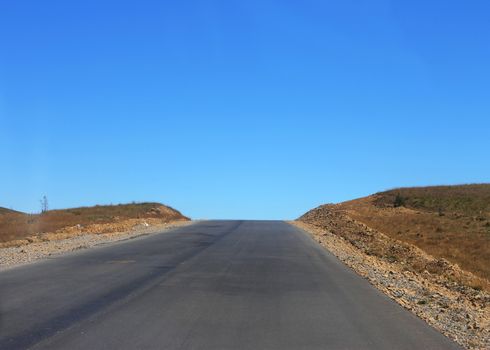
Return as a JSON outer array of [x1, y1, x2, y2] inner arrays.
[[0, 219, 193, 270]]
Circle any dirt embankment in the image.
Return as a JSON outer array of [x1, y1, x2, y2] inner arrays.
[[0, 202, 191, 269], [342, 185, 490, 282], [0, 219, 193, 269], [0, 202, 189, 247], [293, 184, 490, 349], [295, 185, 490, 350]]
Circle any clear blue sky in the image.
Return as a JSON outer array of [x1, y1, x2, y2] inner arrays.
[[1, 1, 489, 219]]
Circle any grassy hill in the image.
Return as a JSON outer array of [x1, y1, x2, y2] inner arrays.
[[300, 184, 490, 282], [0, 202, 189, 244], [374, 184, 490, 215]]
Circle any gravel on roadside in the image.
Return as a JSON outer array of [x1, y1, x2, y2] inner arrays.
[[0, 220, 194, 270], [291, 220, 489, 350]]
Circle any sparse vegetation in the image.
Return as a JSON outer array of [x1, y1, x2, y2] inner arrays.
[[0, 202, 188, 244], [393, 194, 405, 207], [374, 184, 490, 215], [326, 184, 490, 282]]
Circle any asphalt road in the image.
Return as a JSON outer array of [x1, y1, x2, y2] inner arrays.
[[0, 220, 461, 349]]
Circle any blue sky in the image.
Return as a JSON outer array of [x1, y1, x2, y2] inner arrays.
[[1, 0, 489, 219]]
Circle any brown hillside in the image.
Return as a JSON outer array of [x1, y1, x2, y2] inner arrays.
[[373, 184, 490, 214], [0, 207, 23, 215], [0, 202, 189, 244], [300, 184, 490, 282]]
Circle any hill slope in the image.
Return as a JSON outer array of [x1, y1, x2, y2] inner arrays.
[[0, 207, 23, 215], [373, 184, 490, 214], [296, 184, 490, 349], [0, 202, 189, 244], [300, 184, 490, 282]]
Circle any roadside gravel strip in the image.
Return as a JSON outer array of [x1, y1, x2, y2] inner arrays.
[[291, 221, 489, 350], [0, 220, 194, 270]]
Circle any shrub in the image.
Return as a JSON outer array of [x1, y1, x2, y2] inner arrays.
[[394, 194, 405, 208]]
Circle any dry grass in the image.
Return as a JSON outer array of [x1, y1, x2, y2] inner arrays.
[[0, 203, 189, 244], [336, 184, 490, 282], [0, 208, 22, 215], [374, 184, 490, 215]]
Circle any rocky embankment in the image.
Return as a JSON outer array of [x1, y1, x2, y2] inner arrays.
[[293, 205, 489, 350], [0, 219, 193, 270]]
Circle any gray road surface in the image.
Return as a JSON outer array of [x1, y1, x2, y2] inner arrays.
[[0, 220, 461, 349]]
